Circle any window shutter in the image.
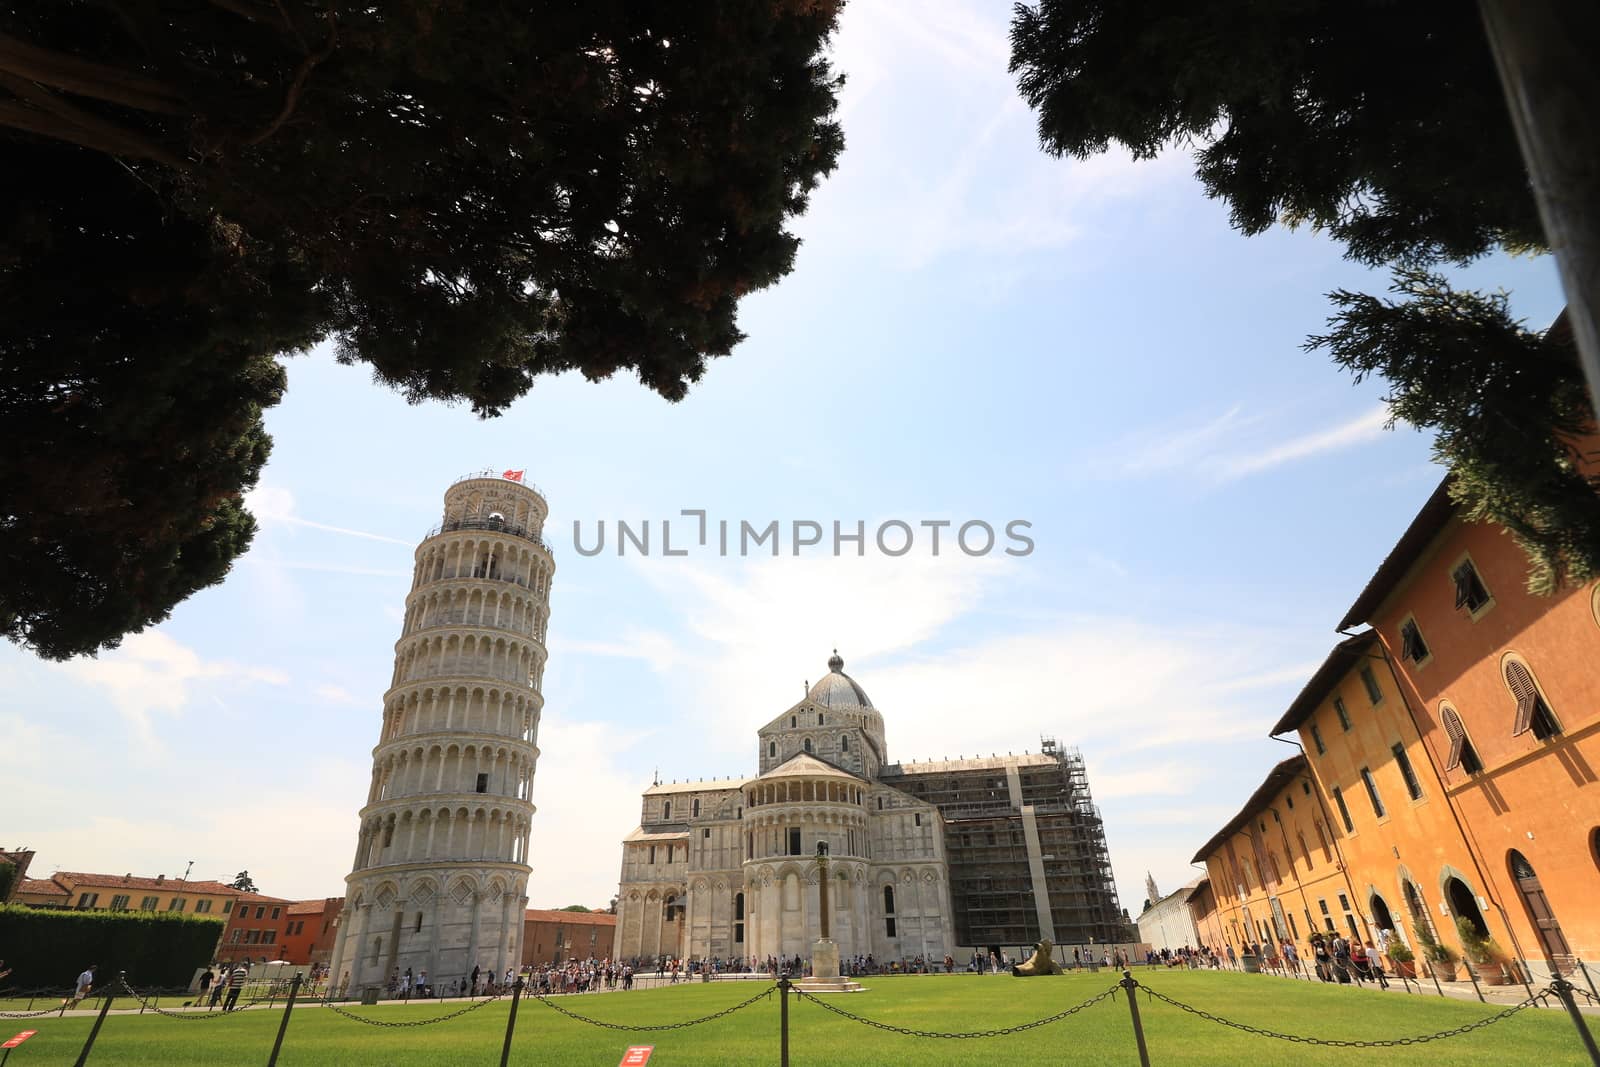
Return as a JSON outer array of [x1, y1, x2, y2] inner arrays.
[[1452, 564, 1475, 610], [1441, 706, 1465, 770], [1506, 661, 1538, 736]]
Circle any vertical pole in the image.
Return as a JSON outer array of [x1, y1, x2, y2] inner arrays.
[[1119, 970, 1152, 1067], [1466, 963, 1486, 1004], [779, 976, 790, 1067], [498, 977, 524, 1067], [1514, 958, 1537, 1004], [1550, 975, 1600, 1067], [1430, 963, 1445, 998], [266, 973, 302, 1067], [1580, 960, 1600, 1004], [71, 973, 119, 1067], [1479, 0, 1600, 422]]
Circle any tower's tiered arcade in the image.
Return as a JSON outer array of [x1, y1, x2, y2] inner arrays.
[[328, 472, 553, 990]]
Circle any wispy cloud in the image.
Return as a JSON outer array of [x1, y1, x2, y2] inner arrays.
[[1216, 406, 1391, 479], [315, 684, 367, 707], [1107, 404, 1397, 485], [51, 632, 287, 749], [246, 486, 411, 546]]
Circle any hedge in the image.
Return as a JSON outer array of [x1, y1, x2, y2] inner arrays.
[[0, 905, 224, 988]]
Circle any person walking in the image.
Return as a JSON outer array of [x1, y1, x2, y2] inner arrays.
[[222, 963, 247, 1011], [194, 966, 214, 1007], [67, 964, 96, 1009], [471, 964, 481, 996]]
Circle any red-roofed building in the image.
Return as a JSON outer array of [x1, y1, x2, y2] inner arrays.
[[280, 898, 344, 966], [15, 871, 241, 917], [522, 909, 617, 966], [218, 892, 295, 962]]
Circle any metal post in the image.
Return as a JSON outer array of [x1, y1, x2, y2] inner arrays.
[[1513, 958, 1537, 1005], [1119, 970, 1152, 1067], [498, 977, 524, 1067], [1466, 963, 1486, 1004], [1429, 962, 1445, 998], [1550, 975, 1600, 1067], [265, 973, 302, 1067], [71, 973, 119, 1067], [779, 976, 790, 1067], [1580, 960, 1600, 1004]]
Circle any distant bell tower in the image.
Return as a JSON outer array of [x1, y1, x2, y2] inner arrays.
[[328, 471, 554, 990]]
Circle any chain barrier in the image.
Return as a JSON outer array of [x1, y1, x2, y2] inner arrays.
[[793, 980, 1124, 1039], [532, 983, 776, 1032], [0, 1003, 66, 1018], [323, 989, 509, 1028], [1137, 982, 1539, 1047], [115, 978, 281, 1020]]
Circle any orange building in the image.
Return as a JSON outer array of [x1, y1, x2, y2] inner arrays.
[[1340, 475, 1600, 979], [280, 898, 344, 967], [1270, 630, 1510, 977], [522, 909, 617, 967], [1190, 755, 1367, 963], [1186, 878, 1225, 952], [219, 892, 295, 962]]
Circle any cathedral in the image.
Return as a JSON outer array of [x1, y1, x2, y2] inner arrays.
[[615, 653, 1135, 965]]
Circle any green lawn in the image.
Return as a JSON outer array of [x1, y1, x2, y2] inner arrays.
[[6, 970, 1595, 1066]]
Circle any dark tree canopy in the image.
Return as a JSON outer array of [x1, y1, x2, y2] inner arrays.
[[230, 871, 258, 893], [0, 2, 844, 658], [1010, 0, 1539, 267], [1010, 0, 1597, 591]]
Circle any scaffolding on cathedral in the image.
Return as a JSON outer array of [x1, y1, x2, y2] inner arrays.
[[879, 736, 1132, 949]]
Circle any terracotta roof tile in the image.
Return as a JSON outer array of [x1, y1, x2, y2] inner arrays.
[[524, 909, 616, 926], [16, 877, 67, 897], [53, 871, 242, 895]]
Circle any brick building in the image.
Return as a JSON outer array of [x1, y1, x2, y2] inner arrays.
[[280, 898, 344, 966], [218, 892, 294, 961], [522, 909, 617, 967]]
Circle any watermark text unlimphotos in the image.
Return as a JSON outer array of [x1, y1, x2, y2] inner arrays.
[[573, 512, 1033, 558]]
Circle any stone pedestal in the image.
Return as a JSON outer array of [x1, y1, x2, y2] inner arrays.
[[796, 938, 864, 993]]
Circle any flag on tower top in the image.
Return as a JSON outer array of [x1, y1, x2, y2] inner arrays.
[[503, 469, 525, 482]]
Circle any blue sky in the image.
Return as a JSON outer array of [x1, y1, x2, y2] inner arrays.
[[7, 1, 1566, 916]]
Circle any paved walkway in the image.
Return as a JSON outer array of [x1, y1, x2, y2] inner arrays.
[[1177, 961, 1600, 1015]]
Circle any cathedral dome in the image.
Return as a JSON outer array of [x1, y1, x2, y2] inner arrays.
[[806, 652, 872, 709]]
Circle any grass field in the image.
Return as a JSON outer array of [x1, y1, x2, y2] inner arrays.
[[5, 970, 1595, 1066]]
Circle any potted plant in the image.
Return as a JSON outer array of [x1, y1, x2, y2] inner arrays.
[[1415, 926, 1459, 980], [1386, 940, 1417, 979], [1456, 918, 1508, 986]]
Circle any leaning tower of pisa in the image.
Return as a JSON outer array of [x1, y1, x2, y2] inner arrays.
[[327, 471, 553, 992]]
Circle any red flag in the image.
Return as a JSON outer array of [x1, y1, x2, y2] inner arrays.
[[502, 469, 524, 482]]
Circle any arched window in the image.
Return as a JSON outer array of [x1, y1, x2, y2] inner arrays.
[[803, 738, 813, 754], [1504, 658, 1560, 739], [734, 891, 745, 944], [662, 801, 671, 821], [818, 712, 825, 725], [768, 741, 776, 758], [1439, 703, 1483, 773], [883, 885, 895, 914], [841, 735, 850, 753]]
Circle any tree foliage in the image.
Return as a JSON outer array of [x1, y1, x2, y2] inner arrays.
[[230, 871, 258, 893], [0, 2, 844, 658], [1009, 0, 1598, 589], [1010, 0, 1538, 267], [1309, 273, 1600, 593]]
